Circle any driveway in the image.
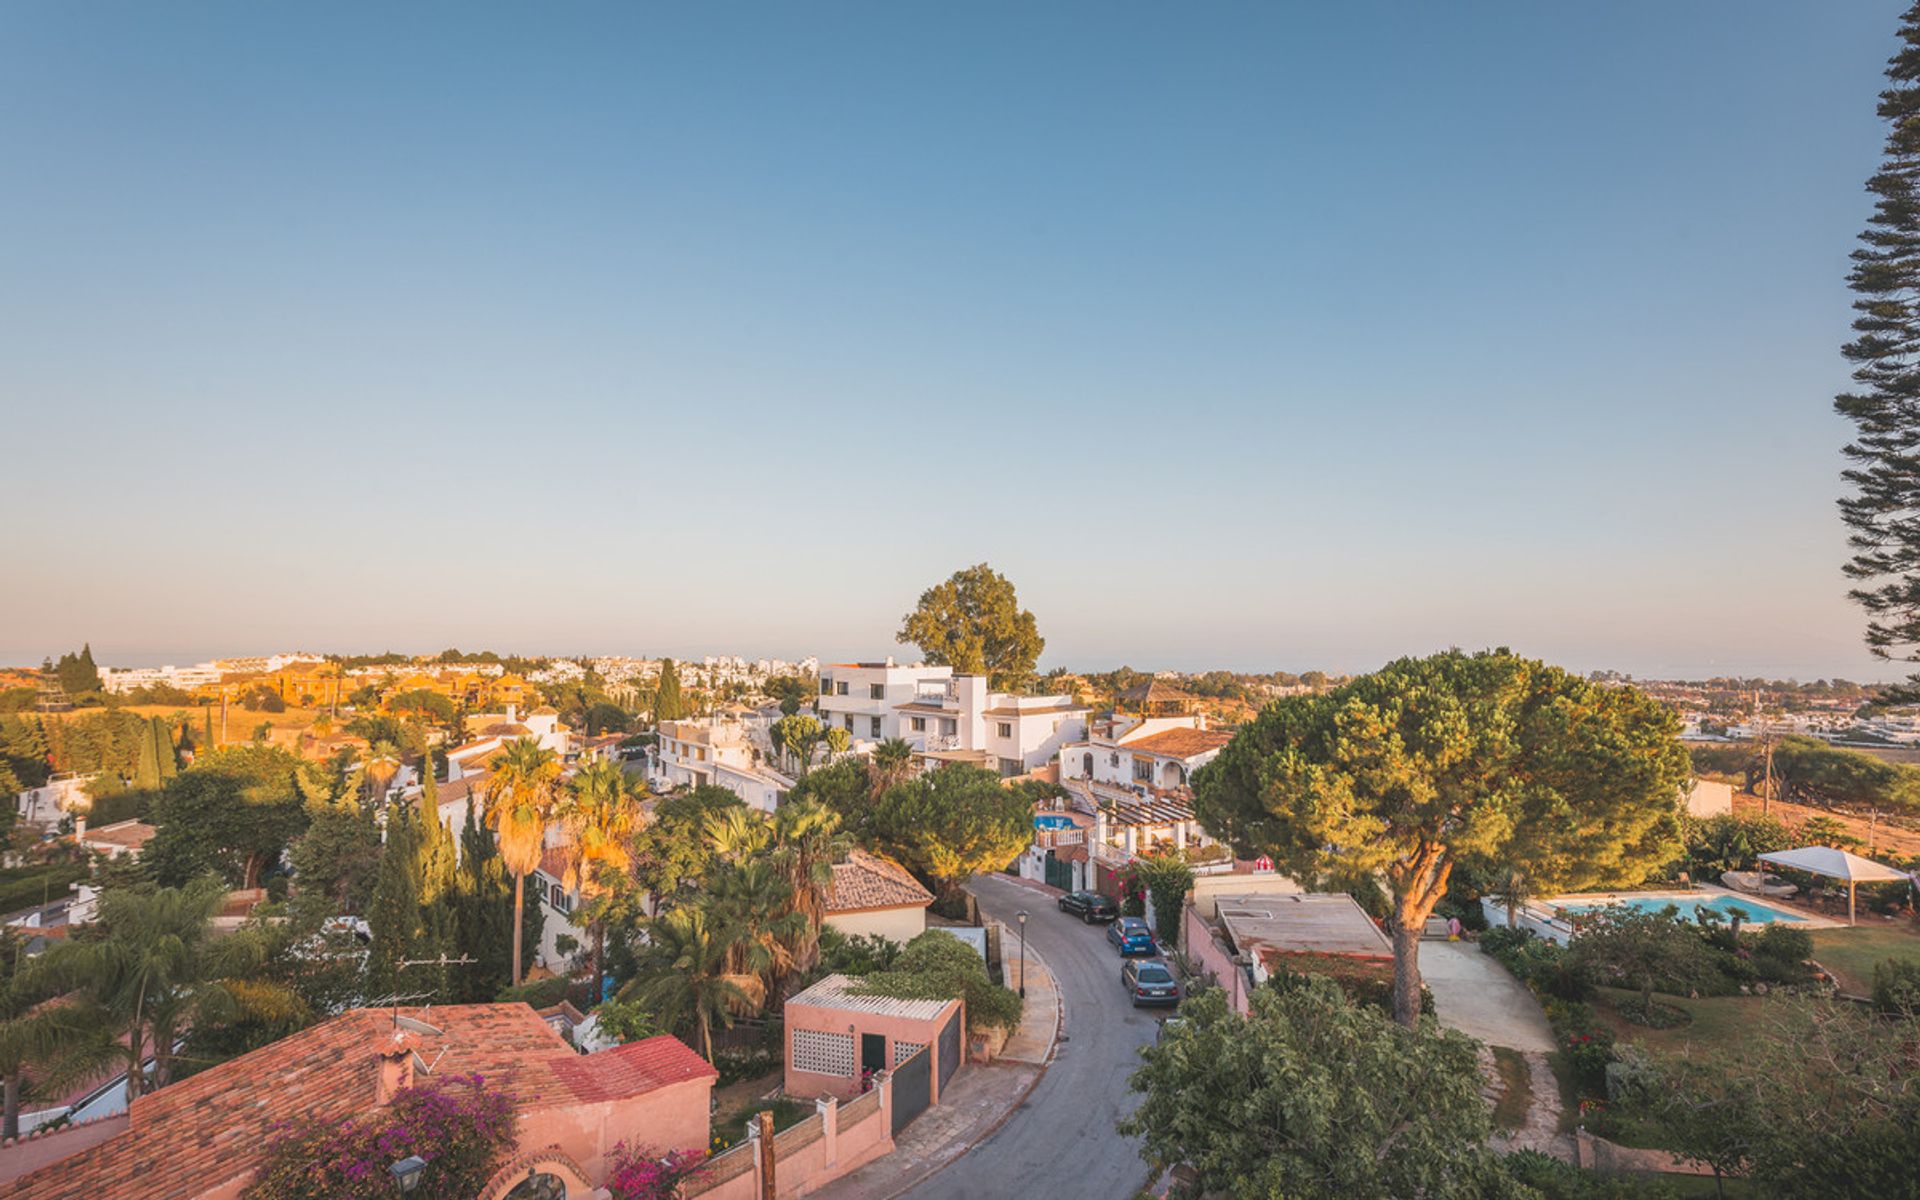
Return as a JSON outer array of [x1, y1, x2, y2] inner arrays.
[[893, 873, 1159, 1200], [1419, 937, 1555, 1052]]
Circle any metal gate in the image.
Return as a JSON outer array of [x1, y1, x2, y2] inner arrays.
[[937, 1009, 961, 1094], [891, 1045, 932, 1135], [1044, 850, 1074, 892]]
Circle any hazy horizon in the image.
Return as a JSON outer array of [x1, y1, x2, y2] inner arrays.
[[2, 3, 1908, 685]]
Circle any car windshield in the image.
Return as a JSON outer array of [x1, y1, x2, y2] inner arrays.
[[1136, 965, 1172, 982]]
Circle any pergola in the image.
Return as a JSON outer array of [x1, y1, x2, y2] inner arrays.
[[1757, 845, 1912, 926]]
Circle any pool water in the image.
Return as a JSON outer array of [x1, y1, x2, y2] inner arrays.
[[1558, 893, 1805, 924]]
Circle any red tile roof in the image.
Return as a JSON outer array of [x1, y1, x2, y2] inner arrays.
[[825, 850, 934, 914], [3, 1005, 713, 1200], [1118, 727, 1233, 760]]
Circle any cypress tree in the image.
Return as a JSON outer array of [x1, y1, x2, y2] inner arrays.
[[366, 801, 423, 1000], [133, 721, 161, 791], [1840, 2, 1920, 700], [155, 717, 177, 781], [654, 658, 685, 722], [454, 804, 514, 1001], [203, 706, 214, 752]]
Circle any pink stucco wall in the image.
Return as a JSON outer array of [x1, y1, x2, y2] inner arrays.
[[686, 1088, 893, 1199], [1184, 902, 1252, 1015], [518, 1075, 713, 1181]]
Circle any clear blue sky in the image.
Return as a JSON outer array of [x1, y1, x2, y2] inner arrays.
[[0, 3, 1905, 679]]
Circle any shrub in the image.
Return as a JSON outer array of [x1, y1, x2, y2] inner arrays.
[[1871, 957, 1920, 1014], [853, 929, 1022, 1034], [713, 1046, 780, 1087], [1541, 998, 1616, 1096], [496, 976, 571, 1009], [1748, 922, 1815, 984], [244, 1074, 514, 1200], [818, 929, 902, 975], [1503, 1148, 1681, 1198], [606, 1144, 707, 1200]]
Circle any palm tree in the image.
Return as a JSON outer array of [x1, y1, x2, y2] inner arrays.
[[868, 738, 915, 799], [621, 906, 757, 1063], [26, 877, 264, 1100], [0, 990, 117, 1139], [767, 800, 846, 977], [701, 860, 804, 997], [555, 757, 645, 1000], [364, 739, 401, 806], [484, 737, 562, 986]]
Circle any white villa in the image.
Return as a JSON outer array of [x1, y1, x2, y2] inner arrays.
[[817, 660, 1087, 776]]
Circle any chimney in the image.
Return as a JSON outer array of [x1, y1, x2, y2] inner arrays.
[[375, 1032, 416, 1105], [505, 703, 518, 723], [73, 814, 86, 841]]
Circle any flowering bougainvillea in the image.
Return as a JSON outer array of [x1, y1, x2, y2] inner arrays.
[[606, 1143, 708, 1200], [244, 1073, 516, 1200]]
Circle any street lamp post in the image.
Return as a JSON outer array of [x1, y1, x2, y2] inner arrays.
[[1016, 910, 1029, 999]]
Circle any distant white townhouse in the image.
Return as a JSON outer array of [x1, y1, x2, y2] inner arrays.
[[817, 660, 1087, 776], [650, 715, 794, 812], [444, 705, 572, 780]]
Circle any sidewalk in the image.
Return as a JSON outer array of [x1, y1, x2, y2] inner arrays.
[[806, 924, 1061, 1200]]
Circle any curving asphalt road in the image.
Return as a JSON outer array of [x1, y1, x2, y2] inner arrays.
[[896, 872, 1161, 1200]]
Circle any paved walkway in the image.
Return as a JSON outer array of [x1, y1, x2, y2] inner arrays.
[[1430, 939, 1573, 1161], [807, 906, 1061, 1200], [1420, 938, 1554, 1052]]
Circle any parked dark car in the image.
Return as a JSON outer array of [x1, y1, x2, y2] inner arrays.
[[1106, 916, 1157, 956], [1123, 959, 1181, 1007], [1057, 890, 1118, 923]]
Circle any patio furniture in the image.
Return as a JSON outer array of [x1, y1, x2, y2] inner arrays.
[[1721, 871, 1798, 899]]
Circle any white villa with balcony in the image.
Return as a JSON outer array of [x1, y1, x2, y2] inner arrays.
[[649, 715, 794, 812], [817, 660, 1087, 776]]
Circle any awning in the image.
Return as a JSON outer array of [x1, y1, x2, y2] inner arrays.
[[1757, 845, 1913, 925]]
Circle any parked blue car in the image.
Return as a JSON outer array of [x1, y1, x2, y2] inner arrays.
[[1106, 916, 1157, 956]]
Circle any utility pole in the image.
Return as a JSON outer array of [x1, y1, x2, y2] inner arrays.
[[756, 1110, 776, 1199], [1754, 690, 1775, 817]]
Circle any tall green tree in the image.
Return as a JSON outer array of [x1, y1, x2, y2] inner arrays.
[[52, 645, 101, 697], [1838, 2, 1920, 702], [365, 802, 425, 1000], [867, 764, 1031, 898], [653, 659, 686, 722], [1120, 982, 1516, 1200], [896, 563, 1044, 691], [1193, 650, 1689, 1026], [146, 745, 314, 889], [452, 805, 515, 1001]]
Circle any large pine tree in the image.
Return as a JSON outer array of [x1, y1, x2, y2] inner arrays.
[[1840, 2, 1920, 699]]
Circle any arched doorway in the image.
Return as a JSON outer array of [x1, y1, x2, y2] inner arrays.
[[478, 1149, 593, 1200]]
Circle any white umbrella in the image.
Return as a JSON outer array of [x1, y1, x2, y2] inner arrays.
[[1757, 846, 1910, 926]]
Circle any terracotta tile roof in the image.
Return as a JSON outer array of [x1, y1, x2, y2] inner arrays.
[[78, 820, 156, 850], [1118, 680, 1196, 706], [3, 1006, 714, 1200], [479, 722, 534, 737], [825, 850, 933, 914], [1117, 727, 1233, 760]]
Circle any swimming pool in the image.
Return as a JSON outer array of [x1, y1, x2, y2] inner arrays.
[[1557, 893, 1806, 924]]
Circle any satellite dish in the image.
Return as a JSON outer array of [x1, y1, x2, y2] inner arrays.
[[395, 1015, 444, 1038]]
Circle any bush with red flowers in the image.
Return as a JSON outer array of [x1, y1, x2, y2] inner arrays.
[[606, 1144, 708, 1200], [244, 1074, 515, 1200]]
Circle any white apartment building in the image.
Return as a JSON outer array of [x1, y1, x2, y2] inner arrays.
[[817, 660, 1088, 776], [99, 662, 224, 694], [650, 716, 794, 812]]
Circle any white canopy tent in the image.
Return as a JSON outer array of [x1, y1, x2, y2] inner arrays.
[[1756, 845, 1911, 926]]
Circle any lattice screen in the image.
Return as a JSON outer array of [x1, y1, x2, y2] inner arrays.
[[790, 1029, 854, 1076], [893, 1040, 927, 1067]]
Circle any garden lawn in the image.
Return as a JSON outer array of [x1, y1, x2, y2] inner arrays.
[[1589, 987, 1784, 1067], [1808, 924, 1920, 995]]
